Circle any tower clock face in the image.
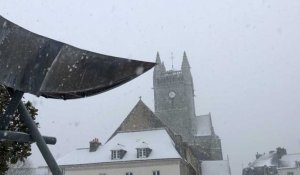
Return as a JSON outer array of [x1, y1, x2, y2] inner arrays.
[[168, 91, 176, 98]]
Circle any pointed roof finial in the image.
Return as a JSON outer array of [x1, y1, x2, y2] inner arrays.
[[181, 51, 190, 69], [161, 62, 166, 72], [171, 52, 174, 70], [183, 51, 187, 59], [156, 52, 161, 64]]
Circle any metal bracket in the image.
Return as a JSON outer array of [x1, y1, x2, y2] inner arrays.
[[0, 130, 56, 145]]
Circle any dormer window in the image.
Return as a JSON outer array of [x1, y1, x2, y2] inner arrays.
[[111, 143, 127, 160], [136, 148, 152, 158], [136, 141, 152, 158], [112, 150, 121, 159], [111, 149, 127, 160], [137, 148, 146, 158]]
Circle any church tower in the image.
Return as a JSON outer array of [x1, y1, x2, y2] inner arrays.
[[153, 52, 196, 142], [153, 52, 223, 160]]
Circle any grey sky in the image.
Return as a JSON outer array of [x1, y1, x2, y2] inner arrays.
[[1, 1, 300, 175]]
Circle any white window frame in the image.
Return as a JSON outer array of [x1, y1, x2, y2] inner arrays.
[[153, 170, 160, 175], [137, 148, 147, 158], [126, 172, 133, 175], [112, 150, 121, 159]]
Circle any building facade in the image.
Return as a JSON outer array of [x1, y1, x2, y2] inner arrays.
[[278, 166, 300, 175], [55, 128, 197, 175], [60, 159, 187, 175]]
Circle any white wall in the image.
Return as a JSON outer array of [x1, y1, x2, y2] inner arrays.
[[278, 167, 300, 175], [61, 159, 181, 175]]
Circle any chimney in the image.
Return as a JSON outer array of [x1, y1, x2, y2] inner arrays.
[[276, 147, 287, 159], [256, 152, 262, 159], [89, 138, 101, 152]]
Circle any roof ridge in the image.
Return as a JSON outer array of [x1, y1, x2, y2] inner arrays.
[[284, 153, 300, 156], [116, 127, 167, 134]]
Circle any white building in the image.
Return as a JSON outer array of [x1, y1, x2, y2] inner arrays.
[[278, 153, 300, 175], [201, 160, 231, 175], [54, 129, 196, 175], [243, 148, 300, 175]]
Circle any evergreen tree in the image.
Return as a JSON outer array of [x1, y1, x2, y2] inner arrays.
[[0, 86, 38, 174]]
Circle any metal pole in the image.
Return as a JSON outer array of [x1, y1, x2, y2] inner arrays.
[[8, 90, 62, 175], [0, 130, 56, 145], [0, 90, 24, 130]]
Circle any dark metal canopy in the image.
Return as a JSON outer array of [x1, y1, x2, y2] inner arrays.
[[0, 16, 155, 100]]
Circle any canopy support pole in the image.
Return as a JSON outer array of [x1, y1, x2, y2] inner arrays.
[[5, 89, 62, 175], [0, 90, 24, 130]]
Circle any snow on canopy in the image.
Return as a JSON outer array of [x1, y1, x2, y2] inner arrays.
[[201, 160, 231, 175], [57, 129, 181, 166]]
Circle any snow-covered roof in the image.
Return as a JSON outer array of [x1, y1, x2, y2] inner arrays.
[[201, 160, 231, 175], [57, 129, 181, 166], [280, 153, 300, 168], [195, 114, 213, 136], [250, 152, 277, 167]]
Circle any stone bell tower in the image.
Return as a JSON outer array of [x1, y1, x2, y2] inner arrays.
[[153, 52, 196, 142]]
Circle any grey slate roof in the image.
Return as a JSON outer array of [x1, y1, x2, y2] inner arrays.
[[108, 100, 166, 141]]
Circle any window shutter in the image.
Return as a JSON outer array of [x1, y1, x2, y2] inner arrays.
[[137, 149, 140, 158], [111, 150, 113, 160]]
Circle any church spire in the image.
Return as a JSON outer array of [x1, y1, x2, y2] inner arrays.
[[153, 52, 165, 82], [181, 51, 190, 69], [156, 52, 161, 64], [161, 62, 166, 72], [181, 51, 193, 82]]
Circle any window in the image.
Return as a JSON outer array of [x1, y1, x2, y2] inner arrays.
[[126, 172, 133, 175], [153, 170, 160, 175], [111, 150, 121, 159], [136, 147, 152, 158], [99, 174, 106, 175], [287, 172, 294, 175], [111, 149, 127, 160], [137, 148, 147, 158]]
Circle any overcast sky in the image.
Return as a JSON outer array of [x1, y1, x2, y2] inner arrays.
[[1, 1, 300, 175]]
